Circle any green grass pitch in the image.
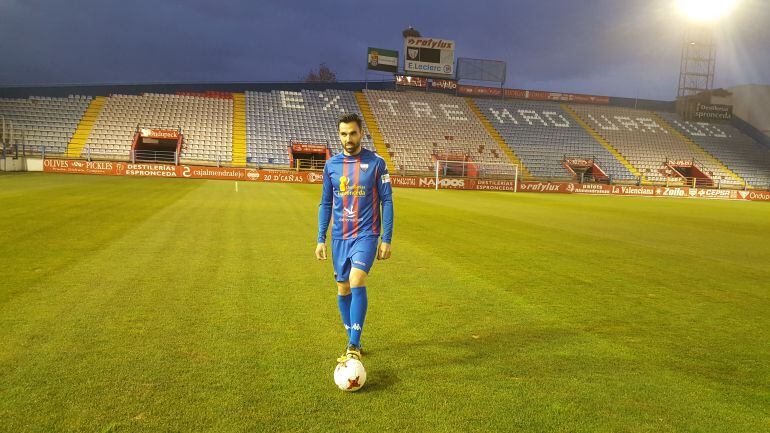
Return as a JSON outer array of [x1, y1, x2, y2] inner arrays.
[[1, 172, 769, 432]]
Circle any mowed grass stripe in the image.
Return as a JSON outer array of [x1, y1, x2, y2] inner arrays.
[[0, 174, 768, 433]]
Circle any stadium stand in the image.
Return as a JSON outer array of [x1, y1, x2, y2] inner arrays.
[[363, 90, 517, 174], [0, 96, 91, 154], [569, 104, 743, 186], [474, 98, 636, 180], [659, 113, 770, 188], [2, 85, 767, 190], [466, 98, 531, 177], [245, 89, 373, 165], [84, 93, 233, 162]]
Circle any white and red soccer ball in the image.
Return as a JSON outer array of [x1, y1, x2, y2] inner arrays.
[[334, 358, 366, 392]]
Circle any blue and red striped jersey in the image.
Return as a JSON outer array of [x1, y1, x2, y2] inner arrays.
[[317, 148, 394, 243]]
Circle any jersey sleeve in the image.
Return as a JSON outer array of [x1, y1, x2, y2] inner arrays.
[[317, 162, 333, 243], [376, 157, 394, 243]]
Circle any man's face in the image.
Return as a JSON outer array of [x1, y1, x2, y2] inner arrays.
[[339, 121, 362, 154]]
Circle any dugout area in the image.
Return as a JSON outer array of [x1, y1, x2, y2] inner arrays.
[[131, 128, 183, 163], [665, 159, 714, 187], [289, 142, 329, 170], [563, 156, 609, 183]]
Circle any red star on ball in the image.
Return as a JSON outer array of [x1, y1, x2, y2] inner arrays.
[[347, 376, 361, 389]]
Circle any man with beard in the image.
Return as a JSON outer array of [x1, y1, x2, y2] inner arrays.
[[315, 113, 394, 363]]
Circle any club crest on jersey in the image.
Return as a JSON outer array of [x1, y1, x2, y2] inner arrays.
[[360, 163, 369, 172]]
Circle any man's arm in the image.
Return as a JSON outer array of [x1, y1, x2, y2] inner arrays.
[[377, 158, 394, 260], [316, 164, 333, 260]]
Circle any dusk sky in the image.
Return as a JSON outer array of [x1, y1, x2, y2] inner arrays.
[[1, 0, 768, 100]]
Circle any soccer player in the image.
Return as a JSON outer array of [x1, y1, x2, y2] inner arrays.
[[315, 113, 394, 363]]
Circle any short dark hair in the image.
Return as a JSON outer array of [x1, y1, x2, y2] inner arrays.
[[338, 113, 362, 131]]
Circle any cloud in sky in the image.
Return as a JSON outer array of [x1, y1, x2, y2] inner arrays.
[[0, 0, 767, 100]]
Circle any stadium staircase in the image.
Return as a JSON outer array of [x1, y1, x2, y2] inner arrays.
[[355, 92, 395, 172], [66, 96, 105, 158], [561, 103, 642, 180], [466, 97, 531, 178], [231, 93, 247, 166], [650, 112, 746, 187]]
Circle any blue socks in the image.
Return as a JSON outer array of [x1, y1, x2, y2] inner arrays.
[[337, 293, 352, 338], [349, 286, 368, 347], [338, 287, 368, 347]]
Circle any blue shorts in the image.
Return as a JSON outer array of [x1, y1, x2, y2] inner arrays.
[[331, 236, 379, 282]]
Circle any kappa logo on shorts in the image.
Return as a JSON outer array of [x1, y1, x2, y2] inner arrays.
[[353, 260, 367, 267]]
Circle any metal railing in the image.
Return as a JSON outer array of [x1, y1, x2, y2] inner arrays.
[[293, 158, 326, 171], [1, 143, 67, 159], [131, 149, 178, 164]]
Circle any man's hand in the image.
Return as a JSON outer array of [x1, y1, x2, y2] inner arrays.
[[377, 242, 391, 260], [315, 242, 327, 260]]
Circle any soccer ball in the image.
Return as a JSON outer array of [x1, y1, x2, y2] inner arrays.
[[334, 358, 367, 392]]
